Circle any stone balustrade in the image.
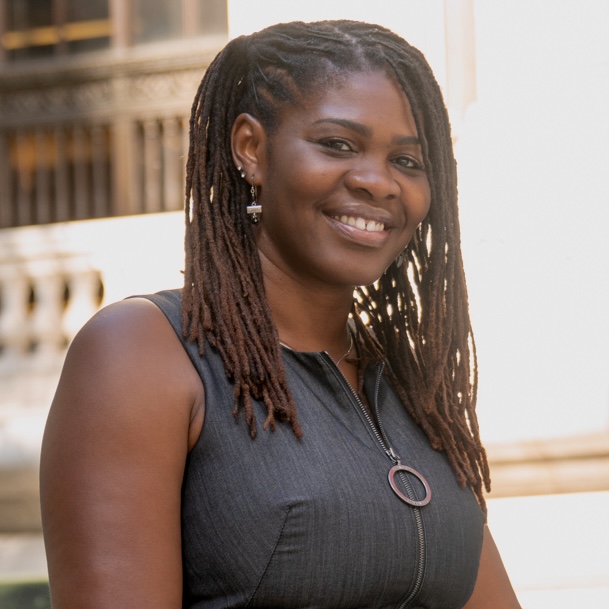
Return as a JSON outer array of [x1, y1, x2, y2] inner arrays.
[[0, 212, 183, 362], [0, 212, 184, 530], [0, 229, 102, 364]]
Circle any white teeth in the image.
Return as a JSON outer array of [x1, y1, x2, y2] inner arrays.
[[337, 215, 385, 232]]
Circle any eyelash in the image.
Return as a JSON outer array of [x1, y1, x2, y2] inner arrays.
[[393, 156, 424, 171], [319, 139, 424, 171], [320, 138, 353, 152]]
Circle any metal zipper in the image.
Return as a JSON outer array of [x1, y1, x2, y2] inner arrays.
[[320, 354, 427, 608]]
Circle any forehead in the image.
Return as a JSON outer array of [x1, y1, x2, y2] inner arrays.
[[273, 71, 418, 137]]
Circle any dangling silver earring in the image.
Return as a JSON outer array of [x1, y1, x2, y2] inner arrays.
[[246, 174, 262, 224], [237, 165, 246, 179]]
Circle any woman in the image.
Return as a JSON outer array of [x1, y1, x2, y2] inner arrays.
[[40, 20, 522, 609]]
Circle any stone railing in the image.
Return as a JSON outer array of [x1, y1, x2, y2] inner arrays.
[[0, 212, 184, 531], [0, 229, 102, 364], [0, 212, 184, 370]]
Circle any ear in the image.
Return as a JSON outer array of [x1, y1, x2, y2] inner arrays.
[[231, 113, 266, 186]]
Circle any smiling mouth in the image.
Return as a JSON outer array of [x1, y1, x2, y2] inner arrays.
[[334, 215, 385, 233]]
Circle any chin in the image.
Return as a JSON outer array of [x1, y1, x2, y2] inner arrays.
[[347, 269, 388, 289]]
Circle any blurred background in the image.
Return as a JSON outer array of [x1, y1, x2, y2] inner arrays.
[[0, 0, 607, 607]]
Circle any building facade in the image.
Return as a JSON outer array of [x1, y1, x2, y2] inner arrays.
[[0, 0, 226, 542]]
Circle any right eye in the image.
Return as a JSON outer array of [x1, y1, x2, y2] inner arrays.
[[320, 138, 354, 152]]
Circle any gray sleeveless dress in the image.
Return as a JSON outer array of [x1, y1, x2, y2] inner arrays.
[[143, 290, 484, 609]]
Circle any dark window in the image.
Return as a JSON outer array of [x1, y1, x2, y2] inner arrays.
[[5, 0, 55, 60], [1, 1, 227, 62], [7, 0, 53, 29], [66, 0, 109, 22], [2, 0, 110, 61], [131, 0, 228, 44], [131, 0, 182, 44], [65, 0, 111, 54]]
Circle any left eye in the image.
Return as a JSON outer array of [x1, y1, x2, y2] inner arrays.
[[394, 156, 424, 170]]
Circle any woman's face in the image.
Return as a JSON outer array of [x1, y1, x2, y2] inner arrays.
[[253, 70, 431, 289]]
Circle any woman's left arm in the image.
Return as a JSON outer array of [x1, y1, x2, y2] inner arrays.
[[463, 525, 522, 609]]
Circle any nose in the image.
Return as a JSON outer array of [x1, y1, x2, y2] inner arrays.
[[344, 158, 400, 201]]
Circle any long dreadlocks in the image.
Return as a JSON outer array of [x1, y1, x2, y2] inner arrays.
[[182, 20, 490, 508]]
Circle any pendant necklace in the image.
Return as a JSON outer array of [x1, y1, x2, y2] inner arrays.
[[279, 328, 353, 366], [334, 331, 354, 366]]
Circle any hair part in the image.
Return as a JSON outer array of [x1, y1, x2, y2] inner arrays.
[[182, 20, 490, 509]]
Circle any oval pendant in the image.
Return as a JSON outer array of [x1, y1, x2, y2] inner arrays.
[[388, 464, 432, 507]]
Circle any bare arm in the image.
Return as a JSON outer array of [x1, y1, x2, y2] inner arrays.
[[463, 525, 522, 609], [40, 298, 204, 609]]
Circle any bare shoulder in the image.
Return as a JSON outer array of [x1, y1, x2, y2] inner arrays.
[[40, 297, 204, 608], [66, 296, 184, 378], [57, 296, 204, 443], [64, 296, 183, 374]]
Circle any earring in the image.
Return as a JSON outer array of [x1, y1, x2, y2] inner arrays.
[[237, 165, 246, 179], [246, 175, 262, 224]]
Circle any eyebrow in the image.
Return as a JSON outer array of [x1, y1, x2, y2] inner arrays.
[[312, 118, 420, 146]]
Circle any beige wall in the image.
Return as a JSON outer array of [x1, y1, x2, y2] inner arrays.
[[458, 1, 609, 444], [228, 0, 448, 88]]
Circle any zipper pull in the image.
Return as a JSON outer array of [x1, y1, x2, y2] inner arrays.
[[388, 462, 433, 507], [385, 447, 400, 464]]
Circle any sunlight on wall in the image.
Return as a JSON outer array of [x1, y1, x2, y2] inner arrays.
[[228, 0, 447, 85], [456, 0, 609, 442], [488, 491, 609, 608]]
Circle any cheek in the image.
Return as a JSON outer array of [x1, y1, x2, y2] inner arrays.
[[420, 186, 432, 222], [407, 179, 432, 227], [280, 158, 334, 200]]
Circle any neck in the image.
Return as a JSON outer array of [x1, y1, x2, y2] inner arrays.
[[260, 255, 354, 357]]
